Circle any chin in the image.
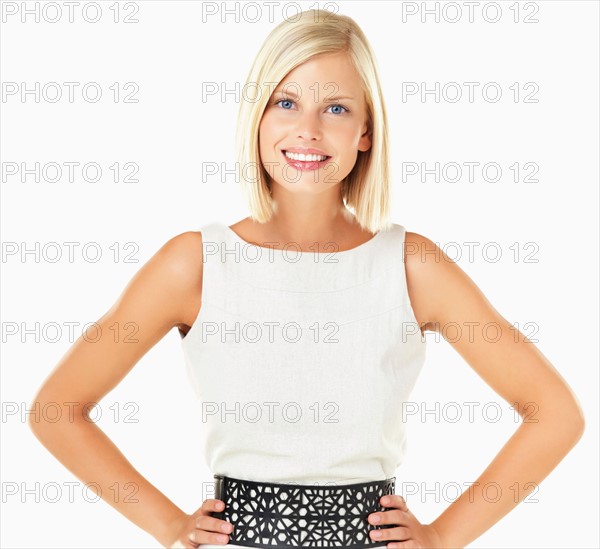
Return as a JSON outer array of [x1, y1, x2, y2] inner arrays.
[[280, 181, 339, 194]]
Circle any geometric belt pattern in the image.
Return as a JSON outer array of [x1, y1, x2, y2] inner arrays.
[[211, 474, 397, 549]]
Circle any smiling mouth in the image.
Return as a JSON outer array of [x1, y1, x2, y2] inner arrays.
[[281, 150, 332, 162]]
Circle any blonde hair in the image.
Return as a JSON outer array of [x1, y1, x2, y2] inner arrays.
[[235, 8, 392, 233]]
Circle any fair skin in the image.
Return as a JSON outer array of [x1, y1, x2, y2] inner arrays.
[[240, 50, 375, 251], [29, 51, 585, 549]]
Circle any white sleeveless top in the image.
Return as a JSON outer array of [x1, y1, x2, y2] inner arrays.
[[180, 221, 427, 485]]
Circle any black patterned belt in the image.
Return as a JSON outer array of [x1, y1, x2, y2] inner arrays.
[[211, 474, 396, 549]]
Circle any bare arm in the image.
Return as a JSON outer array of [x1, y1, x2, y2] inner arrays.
[[404, 231, 586, 549], [28, 231, 204, 548]]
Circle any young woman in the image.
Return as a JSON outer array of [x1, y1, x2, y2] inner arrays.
[[30, 9, 585, 549]]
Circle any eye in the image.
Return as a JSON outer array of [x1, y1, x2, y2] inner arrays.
[[274, 98, 295, 110], [327, 104, 349, 115], [273, 97, 350, 115]]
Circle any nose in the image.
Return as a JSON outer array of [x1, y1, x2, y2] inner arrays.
[[295, 110, 323, 141]]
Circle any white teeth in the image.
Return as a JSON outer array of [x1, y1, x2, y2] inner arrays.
[[284, 151, 328, 162]]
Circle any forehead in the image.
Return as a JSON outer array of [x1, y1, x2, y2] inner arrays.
[[274, 52, 363, 95]]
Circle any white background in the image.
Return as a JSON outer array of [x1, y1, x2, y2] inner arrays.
[[1, 1, 598, 548]]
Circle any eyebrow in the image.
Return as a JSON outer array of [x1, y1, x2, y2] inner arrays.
[[273, 89, 356, 102]]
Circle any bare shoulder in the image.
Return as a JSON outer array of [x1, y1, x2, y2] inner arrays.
[[158, 231, 204, 334], [122, 230, 203, 337], [405, 229, 500, 334], [404, 230, 477, 334], [158, 230, 203, 278]]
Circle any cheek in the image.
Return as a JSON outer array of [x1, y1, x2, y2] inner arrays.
[[258, 117, 278, 150], [331, 123, 360, 143]]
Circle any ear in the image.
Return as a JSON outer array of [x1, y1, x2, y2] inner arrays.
[[358, 123, 372, 152]]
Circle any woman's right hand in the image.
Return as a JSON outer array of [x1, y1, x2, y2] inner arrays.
[[167, 499, 234, 548]]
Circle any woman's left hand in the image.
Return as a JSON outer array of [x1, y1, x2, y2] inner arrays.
[[367, 495, 445, 549]]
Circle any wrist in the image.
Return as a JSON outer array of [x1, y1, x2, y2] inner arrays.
[[154, 510, 189, 548], [427, 521, 454, 549]]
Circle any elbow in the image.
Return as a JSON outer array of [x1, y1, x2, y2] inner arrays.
[[28, 388, 93, 440], [566, 389, 586, 444], [27, 388, 65, 442], [526, 394, 586, 449], [546, 387, 586, 447], [27, 390, 49, 441], [569, 405, 586, 445], [557, 398, 586, 448]]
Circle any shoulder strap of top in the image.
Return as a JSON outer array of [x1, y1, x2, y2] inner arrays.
[[198, 221, 227, 262], [199, 221, 222, 244]]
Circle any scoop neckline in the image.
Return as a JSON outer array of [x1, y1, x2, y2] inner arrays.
[[222, 223, 384, 256]]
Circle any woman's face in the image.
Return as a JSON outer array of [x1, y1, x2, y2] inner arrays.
[[258, 51, 372, 196]]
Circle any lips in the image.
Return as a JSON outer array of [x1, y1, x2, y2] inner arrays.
[[280, 150, 332, 171], [282, 148, 331, 157], [281, 150, 332, 160]]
